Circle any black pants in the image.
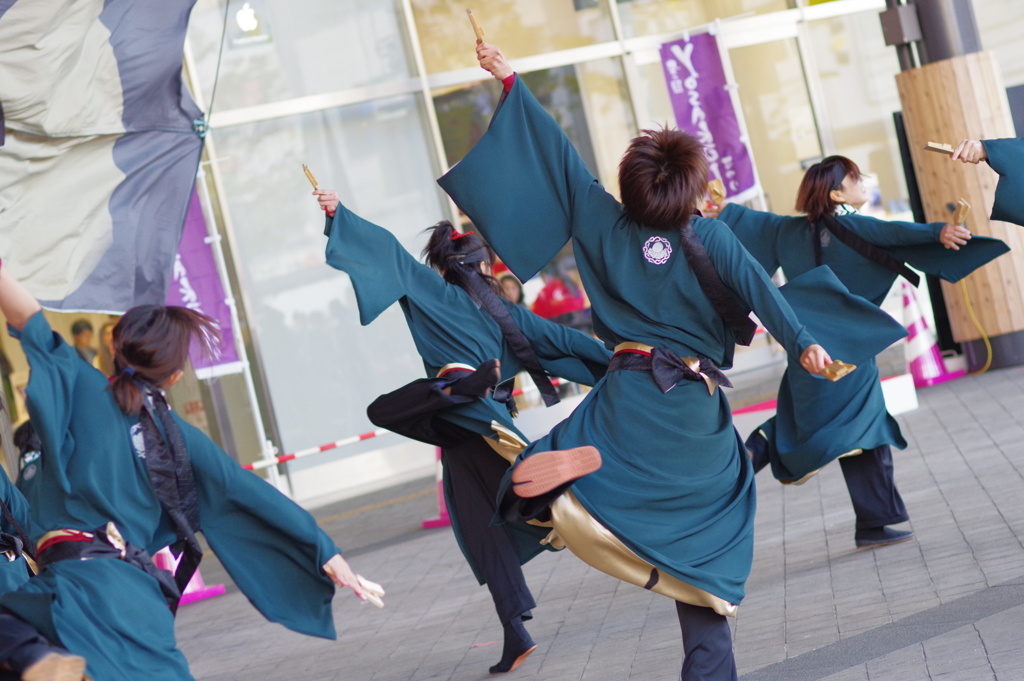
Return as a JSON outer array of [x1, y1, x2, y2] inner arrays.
[[839, 445, 909, 530], [368, 379, 535, 624], [677, 602, 737, 681], [444, 437, 536, 624], [0, 607, 63, 675], [367, 378, 473, 449]]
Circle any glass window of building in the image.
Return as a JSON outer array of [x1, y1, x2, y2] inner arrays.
[[211, 95, 444, 454], [410, 0, 616, 74], [973, 0, 1024, 90], [187, 0, 415, 112], [806, 11, 909, 217], [616, 0, 792, 39], [730, 38, 820, 214], [434, 58, 635, 195]]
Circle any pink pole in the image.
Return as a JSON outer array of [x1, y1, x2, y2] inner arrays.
[[422, 447, 451, 529]]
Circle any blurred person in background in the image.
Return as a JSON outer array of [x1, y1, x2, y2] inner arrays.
[[70, 320, 95, 366]]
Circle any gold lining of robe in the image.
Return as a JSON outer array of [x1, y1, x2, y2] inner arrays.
[[545, 491, 738, 617]]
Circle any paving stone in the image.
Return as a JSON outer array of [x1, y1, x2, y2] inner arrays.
[[176, 367, 1024, 680]]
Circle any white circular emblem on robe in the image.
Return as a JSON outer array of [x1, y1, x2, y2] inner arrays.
[[643, 236, 673, 265]]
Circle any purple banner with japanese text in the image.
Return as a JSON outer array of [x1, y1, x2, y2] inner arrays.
[[660, 33, 757, 201], [166, 190, 243, 379]]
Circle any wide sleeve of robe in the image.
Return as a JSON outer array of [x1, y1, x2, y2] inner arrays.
[[324, 204, 450, 326], [778, 267, 908, 365], [7, 312, 83, 495], [698, 218, 816, 359], [982, 138, 1024, 227], [178, 417, 341, 639], [438, 76, 599, 283], [716, 203, 784, 275], [506, 302, 610, 386], [846, 214, 1011, 283]]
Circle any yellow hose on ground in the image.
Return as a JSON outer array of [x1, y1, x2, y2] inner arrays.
[[961, 279, 992, 375]]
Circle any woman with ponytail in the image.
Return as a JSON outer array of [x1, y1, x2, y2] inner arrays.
[[706, 156, 1008, 551], [0, 262, 375, 681], [437, 42, 846, 681], [313, 189, 611, 674]]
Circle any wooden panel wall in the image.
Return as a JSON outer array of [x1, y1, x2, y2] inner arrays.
[[895, 51, 1024, 342]]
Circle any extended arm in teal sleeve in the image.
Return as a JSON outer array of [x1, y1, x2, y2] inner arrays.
[[324, 202, 449, 325], [701, 220, 816, 358]]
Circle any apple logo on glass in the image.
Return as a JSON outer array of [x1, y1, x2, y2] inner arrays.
[[236, 2, 259, 33]]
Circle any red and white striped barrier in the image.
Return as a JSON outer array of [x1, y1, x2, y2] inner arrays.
[[510, 377, 564, 397], [243, 378, 578, 471], [242, 429, 389, 471]]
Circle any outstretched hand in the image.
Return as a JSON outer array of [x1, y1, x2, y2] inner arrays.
[[476, 40, 513, 81], [800, 344, 832, 376], [323, 553, 367, 601], [940, 223, 971, 250], [313, 189, 339, 216], [950, 139, 987, 165]]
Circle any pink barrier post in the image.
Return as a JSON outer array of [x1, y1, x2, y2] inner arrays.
[[422, 447, 451, 529], [903, 281, 964, 388], [153, 547, 227, 605]]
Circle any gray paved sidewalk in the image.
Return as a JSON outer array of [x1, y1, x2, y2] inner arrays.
[[176, 366, 1024, 680]]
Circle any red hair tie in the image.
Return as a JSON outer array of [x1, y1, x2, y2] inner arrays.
[[451, 229, 474, 241]]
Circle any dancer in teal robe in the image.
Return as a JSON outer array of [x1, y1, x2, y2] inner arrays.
[[951, 138, 1024, 226], [713, 154, 1008, 548], [314, 192, 610, 673], [0, 263, 375, 681], [436, 42, 864, 681]]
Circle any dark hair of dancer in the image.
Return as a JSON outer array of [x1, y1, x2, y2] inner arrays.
[[109, 306, 219, 414], [618, 127, 708, 231], [13, 420, 41, 455], [796, 155, 862, 221], [422, 220, 503, 296]]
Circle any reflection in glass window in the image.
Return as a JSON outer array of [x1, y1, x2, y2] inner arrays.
[[188, 0, 413, 111], [435, 59, 634, 195], [211, 95, 444, 453], [807, 12, 908, 217], [729, 39, 820, 215], [434, 66, 601, 175], [616, 0, 791, 39], [411, 0, 615, 74]]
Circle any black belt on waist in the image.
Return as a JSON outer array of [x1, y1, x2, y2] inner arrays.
[[608, 347, 732, 394], [37, 528, 182, 608]]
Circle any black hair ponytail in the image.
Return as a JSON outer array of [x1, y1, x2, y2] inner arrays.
[[422, 220, 503, 296]]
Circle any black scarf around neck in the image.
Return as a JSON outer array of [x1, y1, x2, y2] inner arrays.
[[136, 381, 203, 613], [457, 267, 561, 409], [815, 214, 921, 287], [0, 496, 33, 558], [678, 222, 757, 346]]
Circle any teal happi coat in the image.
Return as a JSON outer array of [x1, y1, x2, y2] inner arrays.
[[0, 465, 32, 595], [323, 207, 611, 576], [437, 76, 834, 606], [983, 138, 1024, 227], [718, 202, 1009, 481], [2, 312, 343, 681]]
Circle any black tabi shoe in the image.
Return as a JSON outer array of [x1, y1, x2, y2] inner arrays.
[[489, 616, 537, 675], [855, 526, 915, 549], [745, 430, 770, 474], [448, 359, 501, 398]]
